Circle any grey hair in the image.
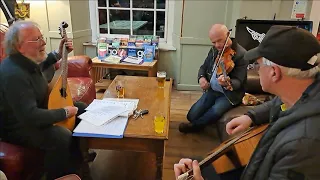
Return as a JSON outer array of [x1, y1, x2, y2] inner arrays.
[[3, 20, 40, 55], [262, 57, 320, 79]]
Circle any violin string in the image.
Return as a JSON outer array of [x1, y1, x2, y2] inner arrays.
[[212, 30, 232, 74], [187, 175, 194, 180]]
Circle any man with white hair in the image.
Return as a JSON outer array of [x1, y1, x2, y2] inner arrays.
[[0, 20, 92, 180], [174, 25, 320, 179]]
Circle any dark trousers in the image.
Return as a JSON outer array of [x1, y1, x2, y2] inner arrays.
[[187, 89, 234, 126], [4, 102, 87, 180]]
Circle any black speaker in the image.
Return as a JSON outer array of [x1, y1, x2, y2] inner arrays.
[[235, 19, 313, 51]]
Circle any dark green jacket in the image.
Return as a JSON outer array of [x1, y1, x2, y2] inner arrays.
[[0, 52, 66, 139]]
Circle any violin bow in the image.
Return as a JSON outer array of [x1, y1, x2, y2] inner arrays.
[[212, 29, 233, 75]]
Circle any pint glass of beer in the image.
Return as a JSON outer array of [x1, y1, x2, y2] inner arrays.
[[157, 71, 166, 88], [154, 112, 165, 134], [115, 80, 125, 98]]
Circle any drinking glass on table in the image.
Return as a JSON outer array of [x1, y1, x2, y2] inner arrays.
[[115, 80, 125, 98], [154, 112, 165, 134], [157, 71, 166, 88]]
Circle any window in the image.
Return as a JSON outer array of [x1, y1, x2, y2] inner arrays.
[[94, 0, 168, 40]]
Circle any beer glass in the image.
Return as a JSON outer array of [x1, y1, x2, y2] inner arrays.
[[154, 112, 165, 134], [115, 80, 125, 98], [157, 71, 166, 88]]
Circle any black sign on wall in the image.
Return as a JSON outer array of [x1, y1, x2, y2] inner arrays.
[[235, 19, 313, 51]]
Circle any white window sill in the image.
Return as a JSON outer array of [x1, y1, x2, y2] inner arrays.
[[83, 41, 176, 51]]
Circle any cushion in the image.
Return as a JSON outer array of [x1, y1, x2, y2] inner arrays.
[[68, 77, 95, 105]]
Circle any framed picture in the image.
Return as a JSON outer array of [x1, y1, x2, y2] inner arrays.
[[15, 3, 30, 20]]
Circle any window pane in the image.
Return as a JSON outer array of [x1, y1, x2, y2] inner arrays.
[[133, 0, 154, 9], [133, 11, 154, 35], [156, 11, 165, 38], [157, 0, 166, 9], [98, 0, 106, 7], [110, 10, 130, 34], [98, 9, 108, 34], [109, 0, 130, 8]]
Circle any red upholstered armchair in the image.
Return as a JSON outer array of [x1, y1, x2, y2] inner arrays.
[[55, 55, 96, 105]]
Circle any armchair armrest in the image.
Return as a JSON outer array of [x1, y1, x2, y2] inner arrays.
[[55, 55, 92, 78]]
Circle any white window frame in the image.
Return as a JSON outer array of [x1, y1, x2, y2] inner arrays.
[[89, 0, 175, 48]]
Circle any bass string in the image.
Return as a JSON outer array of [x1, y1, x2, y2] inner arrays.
[[198, 127, 253, 167], [180, 127, 254, 180]]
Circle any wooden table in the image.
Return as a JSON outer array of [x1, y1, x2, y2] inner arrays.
[[91, 57, 158, 84], [85, 75, 172, 180]]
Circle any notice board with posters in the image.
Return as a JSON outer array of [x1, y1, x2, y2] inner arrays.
[[234, 19, 313, 51]]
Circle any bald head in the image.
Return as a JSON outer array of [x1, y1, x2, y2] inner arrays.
[[209, 24, 229, 38], [209, 24, 231, 51]]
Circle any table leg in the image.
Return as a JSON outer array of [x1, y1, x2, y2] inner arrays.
[[148, 68, 157, 77], [154, 140, 165, 180]]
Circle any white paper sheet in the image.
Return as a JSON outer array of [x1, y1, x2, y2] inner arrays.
[[79, 105, 127, 126], [97, 98, 139, 116]]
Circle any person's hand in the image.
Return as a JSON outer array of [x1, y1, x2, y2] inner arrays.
[[57, 38, 73, 57], [64, 106, 78, 118], [217, 75, 230, 86], [199, 77, 210, 90], [174, 158, 204, 180], [226, 115, 252, 135], [218, 75, 232, 90]]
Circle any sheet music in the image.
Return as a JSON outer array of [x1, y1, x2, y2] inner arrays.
[[73, 116, 128, 138], [102, 98, 139, 116], [79, 105, 127, 126], [86, 99, 138, 116]]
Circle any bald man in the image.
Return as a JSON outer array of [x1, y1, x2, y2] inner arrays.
[[179, 24, 248, 133]]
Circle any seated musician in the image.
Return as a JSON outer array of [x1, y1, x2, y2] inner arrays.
[[179, 24, 248, 133], [0, 20, 92, 180], [174, 25, 320, 179]]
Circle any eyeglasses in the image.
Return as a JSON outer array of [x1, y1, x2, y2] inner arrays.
[[247, 62, 260, 70], [26, 36, 47, 44]]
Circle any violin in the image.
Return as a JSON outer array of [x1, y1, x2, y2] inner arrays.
[[212, 29, 235, 91]]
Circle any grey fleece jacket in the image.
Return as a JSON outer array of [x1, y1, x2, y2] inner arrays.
[[242, 74, 320, 180]]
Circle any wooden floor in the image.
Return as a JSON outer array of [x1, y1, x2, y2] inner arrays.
[[90, 88, 220, 180]]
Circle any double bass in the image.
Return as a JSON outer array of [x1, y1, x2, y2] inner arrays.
[[48, 21, 75, 131], [177, 124, 269, 180]]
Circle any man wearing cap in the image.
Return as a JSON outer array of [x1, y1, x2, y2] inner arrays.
[[174, 25, 320, 179]]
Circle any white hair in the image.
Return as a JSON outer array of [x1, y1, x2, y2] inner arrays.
[[3, 20, 40, 55], [262, 57, 320, 79]]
